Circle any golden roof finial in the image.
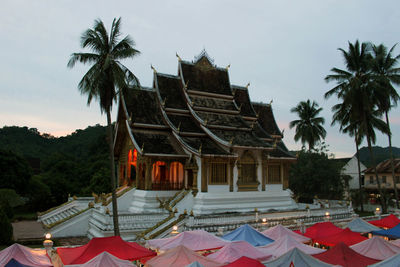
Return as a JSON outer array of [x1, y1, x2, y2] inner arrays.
[[177, 122, 181, 132], [229, 137, 234, 145], [225, 64, 231, 70], [176, 52, 182, 61], [151, 64, 157, 73], [268, 99, 273, 106], [246, 82, 250, 89], [198, 144, 202, 154], [204, 119, 208, 126], [141, 143, 145, 153]]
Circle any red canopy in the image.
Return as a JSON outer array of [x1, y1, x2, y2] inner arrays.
[[313, 242, 379, 267], [223, 256, 264, 267], [57, 236, 156, 265], [316, 228, 367, 247], [303, 222, 343, 241], [369, 214, 400, 228]]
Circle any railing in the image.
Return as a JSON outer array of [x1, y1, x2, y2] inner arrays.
[[152, 182, 184, 191]]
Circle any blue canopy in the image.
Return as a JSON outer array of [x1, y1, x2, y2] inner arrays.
[[372, 223, 400, 239], [5, 259, 33, 267], [221, 224, 274, 246]]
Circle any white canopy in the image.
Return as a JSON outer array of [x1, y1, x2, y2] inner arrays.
[[347, 217, 381, 233], [0, 244, 52, 267]]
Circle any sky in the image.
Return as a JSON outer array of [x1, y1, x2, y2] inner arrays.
[[1, 0, 399, 158]]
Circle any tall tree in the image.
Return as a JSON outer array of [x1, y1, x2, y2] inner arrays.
[[371, 43, 400, 208], [289, 99, 326, 151], [325, 40, 389, 213], [68, 18, 140, 235], [330, 102, 365, 211]]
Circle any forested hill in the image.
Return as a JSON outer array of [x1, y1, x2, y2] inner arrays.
[[0, 125, 107, 160], [356, 146, 400, 167], [0, 125, 110, 210]]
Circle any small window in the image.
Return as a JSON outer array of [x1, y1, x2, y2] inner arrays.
[[210, 163, 227, 184]]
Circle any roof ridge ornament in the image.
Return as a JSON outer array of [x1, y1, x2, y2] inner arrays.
[[268, 99, 273, 106], [246, 82, 250, 89], [194, 49, 215, 65], [151, 64, 157, 73], [184, 80, 189, 90], [141, 143, 145, 153], [176, 52, 182, 61], [198, 144, 202, 154], [225, 64, 231, 70]]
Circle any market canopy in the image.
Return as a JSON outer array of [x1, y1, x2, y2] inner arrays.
[[5, 259, 34, 267], [223, 256, 264, 267], [258, 234, 324, 259], [302, 221, 343, 241], [0, 244, 52, 267], [206, 240, 271, 264], [368, 253, 400, 267], [369, 214, 400, 228], [391, 239, 400, 247], [147, 230, 229, 251], [372, 223, 400, 239], [57, 236, 156, 265], [262, 224, 310, 243], [313, 242, 379, 267], [347, 217, 381, 233], [350, 236, 400, 260], [66, 252, 135, 267], [145, 245, 221, 267], [184, 262, 205, 267], [316, 228, 367, 247], [221, 224, 274, 246], [263, 247, 334, 267]]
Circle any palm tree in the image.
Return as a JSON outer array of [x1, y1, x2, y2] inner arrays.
[[371, 43, 400, 208], [289, 100, 326, 151], [325, 40, 390, 213], [68, 18, 140, 235], [331, 102, 365, 211]]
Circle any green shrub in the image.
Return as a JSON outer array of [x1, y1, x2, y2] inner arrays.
[[0, 198, 13, 219], [0, 208, 13, 245]]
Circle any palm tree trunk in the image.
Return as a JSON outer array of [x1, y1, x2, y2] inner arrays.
[[107, 109, 120, 236], [385, 111, 399, 209], [367, 136, 387, 213], [354, 130, 364, 212]]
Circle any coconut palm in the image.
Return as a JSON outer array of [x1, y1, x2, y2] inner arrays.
[[325, 40, 390, 213], [371, 43, 400, 208], [68, 18, 140, 235], [289, 100, 326, 151]]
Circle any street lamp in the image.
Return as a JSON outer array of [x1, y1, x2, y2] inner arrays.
[[375, 207, 382, 219], [43, 233, 53, 251]]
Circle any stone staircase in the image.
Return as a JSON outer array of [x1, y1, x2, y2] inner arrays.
[[136, 189, 191, 240], [38, 197, 94, 229]]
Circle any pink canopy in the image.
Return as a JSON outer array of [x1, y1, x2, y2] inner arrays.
[[391, 239, 400, 247], [258, 234, 324, 258], [262, 224, 310, 243], [147, 230, 229, 251], [206, 241, 271, 264], [67, 252, 135, 267], [350, 236, 400, 260], [145, 245, 221, 267], [0, 244, 52, 267]]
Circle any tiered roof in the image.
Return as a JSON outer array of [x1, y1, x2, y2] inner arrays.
[[115, 52, 295, 159]]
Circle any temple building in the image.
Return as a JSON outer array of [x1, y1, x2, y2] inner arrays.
[[114, 51, 297, 215]]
